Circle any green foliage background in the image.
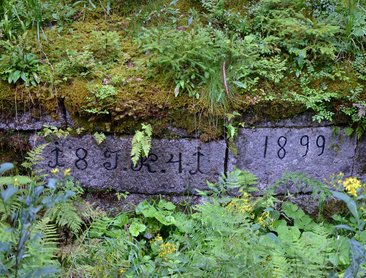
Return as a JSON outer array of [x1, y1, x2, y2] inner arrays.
[[0, 0, 366, 138]]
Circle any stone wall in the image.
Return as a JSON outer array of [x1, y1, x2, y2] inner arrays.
[[1, 111, 364, 196]]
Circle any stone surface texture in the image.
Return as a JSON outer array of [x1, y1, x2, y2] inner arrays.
[[33, 135, 226, 194], [29, 124, 365, 197], [0, 110, 64, 130], [230, 127, 357, 190], [354, 135, 366, 180]]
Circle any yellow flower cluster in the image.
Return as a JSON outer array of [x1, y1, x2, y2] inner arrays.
[[152, 234, 163, 243], [158, 242, 177, 260], [343, 177, 362, 196], [257, 211, 271, 227], [50, 168, 72, 177], [226, 192, 253, 214], [51, 168, 59, 175]]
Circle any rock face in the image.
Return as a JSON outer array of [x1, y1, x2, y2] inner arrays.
[[30, 124, 364, 195], [33, 135, 226, 194], [0, 110, 65, 130], [229, 127, 357, 190]]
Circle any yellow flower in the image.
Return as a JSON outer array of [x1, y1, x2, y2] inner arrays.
[[119, 268, 125, 275], [343, 177, 362, 197], [13, 177, 19, 186], [158, 242, 177, 260], [226, 192, 253, 214], [151, 234, 163, 245], [63, 168, 71, 176], [257, 211, 271, 227], [51, 168, 59, 175]]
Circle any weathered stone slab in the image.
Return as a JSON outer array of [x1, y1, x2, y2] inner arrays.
[[0, 110, 64, 130], [33, 135, 225, 194], [229, 127, 357, 190], [354, 135, 366, 180]]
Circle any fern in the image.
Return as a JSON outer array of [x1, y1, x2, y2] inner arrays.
[[32, 217, 59, 254], [21, 143, 47, 171], [271, 249, 289, 278], [46, 202, 82, 236], [23, 217, 60, 276], [131, 123, 152, 167]]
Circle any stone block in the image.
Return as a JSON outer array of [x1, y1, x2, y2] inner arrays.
[[229, 127, 357, 190], [33, 135, 226, 195], [0, 110, 64, 131]]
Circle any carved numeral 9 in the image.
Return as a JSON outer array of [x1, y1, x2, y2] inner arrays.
[[316, 135, 325, 156]]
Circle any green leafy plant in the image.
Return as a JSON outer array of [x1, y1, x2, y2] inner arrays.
[[0, 39, 40, 86], [38, 125, 72, 140], [131, 123, 152, 167], [83, 84, 117, 115], [85, 31, 122, 63], [329, 176, 366, 277], [55, 50, 96, 82], [138, 27, 225, 98], [58, 168, 362, 276], [0, 163, 75, 277]]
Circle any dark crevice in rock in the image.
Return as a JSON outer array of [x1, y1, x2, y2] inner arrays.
[[224, 139, 229, 176], [58, 97, 68, 127]]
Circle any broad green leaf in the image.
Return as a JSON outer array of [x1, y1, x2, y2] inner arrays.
[[11, 70, 21, 83], [136, 201, 157, 217], [332, 191, 359, 221], [112, 213, 128, 227], [0, 163, 13, 175], [1, 185, 17, 202], [344, 239, 366, 278], [335, 224, 355, 232], [155, 214, 176, 226], [46, 178, 57, 190], [129, 222, 146, 237], [233, 81, 246, 89], [0, 176, 32, 186], [158, 200, 176, 211]]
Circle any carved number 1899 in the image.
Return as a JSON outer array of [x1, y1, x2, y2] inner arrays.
[[263, 135, 326, 159]]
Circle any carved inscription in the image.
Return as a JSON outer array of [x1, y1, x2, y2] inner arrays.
[[48, 142, 64, 168], [48, 143, 205, 175], [263, 134, 326, 159], [232, 127, 357, 188]]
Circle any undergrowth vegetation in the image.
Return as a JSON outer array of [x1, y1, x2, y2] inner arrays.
[[0, 0, 365, 138], [1, 160, 366, 277]]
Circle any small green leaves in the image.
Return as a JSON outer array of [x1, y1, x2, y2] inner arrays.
[[344, 127, 354, 137], [93, 132, 106, 145]]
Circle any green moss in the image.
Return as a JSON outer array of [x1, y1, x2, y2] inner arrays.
[[0, 0, 365, 138]]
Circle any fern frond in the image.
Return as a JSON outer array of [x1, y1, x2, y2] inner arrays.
[[34, 217, 59, 245], [46, 202, 82, 236], [24, 217, 60, 273], [22, 143, 48, 171], [131, 124, 152, 166], [271, 249, 290, 278], [0, 187, 22, 221]]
